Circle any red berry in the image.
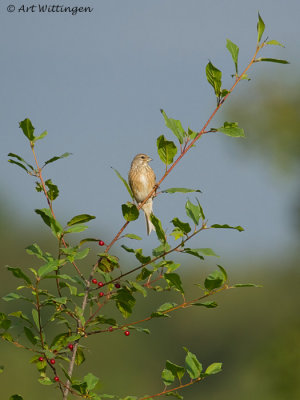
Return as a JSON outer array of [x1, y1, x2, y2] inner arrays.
[[38, 357, 44, 362], [92, 279, 97, 284], [108, 326, 114, 332], [115, 282, 121, 289], [50, 358, 56, 365], [99, 240, 105, 246], [99, 292, 104, 297], [54, 376, 59, 382], [68, 344, 74, 351], [98, 281, 104, 287], [124, 330, 130, 336]]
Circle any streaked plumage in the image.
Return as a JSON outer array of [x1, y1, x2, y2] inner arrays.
[[128, 153, 156, 235]]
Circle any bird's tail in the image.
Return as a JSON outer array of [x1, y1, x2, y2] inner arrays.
[[142, 200, 155, 235]]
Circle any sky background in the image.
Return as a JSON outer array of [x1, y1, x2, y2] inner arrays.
[[1, 0, 299, 265]]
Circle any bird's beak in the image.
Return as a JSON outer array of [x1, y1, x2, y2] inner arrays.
[[148, 156, 152, 162]]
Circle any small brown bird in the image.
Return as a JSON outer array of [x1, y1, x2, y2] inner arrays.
[[128, 153, 156, 235]]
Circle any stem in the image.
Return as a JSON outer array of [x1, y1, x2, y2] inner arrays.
[[139, 377, 202, 400]]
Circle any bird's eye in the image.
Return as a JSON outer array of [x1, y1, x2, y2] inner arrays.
[[141, 156, 145, 159]]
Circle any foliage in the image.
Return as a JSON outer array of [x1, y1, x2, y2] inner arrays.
[[2, 13, 287, 400]]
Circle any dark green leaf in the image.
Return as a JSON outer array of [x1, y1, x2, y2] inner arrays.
[[38, 260, 61, 278], [171, 218, 191, 234], [257, 12, 265, 43], [112, 167, 134, 200], [0, 318, 11, 331], [162, 368, 175, 386], [165, 360, 185, 382], [8, 153, 34, 170], [64, 224, 88, 234], [183, 248, 219, 258], [157, 302, 177, 313], [2, 293, 22, 302], [217, 265, 227, 281], [122, 202, 139, 221], [136, 267, 152, 281], [7, 267, 31, 284], [32, 309, 40, 330], [121, 244, 135, 253], [24, 327, 37, 344], [211, 223, 244, 232], [44, 152, 72, 166], [134, 249, 151, 264], [9, 311, 32, 324], [67, 214, 96, 226], [157, 135, 177, 166], [226, 39, 239, 74], [44, 179, 59, 201], [216, 121, 245, 138], [164, 273, 184, 293], [192, 301, 218, 308], [19, 118, 35, 141], [206, 61, 222, 97], [130, 281, 147, 297], [38, 377, 53, 385], [8, 159, 29, 173], [205, 362, 222, 375], [187, 127, 198, 139], [165, 392, 183, 400], [150, 214, 166, 243], [184, 347, 202, 379], [34, 208, 63, 237], [9, 395, 24, 400], [26, 243, 45, 260], [255, 57, 289, 64], [185, 199, 204, 225], [79, 237, 101, 246], [162, 187, 201, 194], [98, 253, 120, 272], [204, 270, 225, 291], [160, 109, 185, 144], [266, 39, 284, 47], [115, 287, 136, 318]]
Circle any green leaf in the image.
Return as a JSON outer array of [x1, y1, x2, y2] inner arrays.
[[184, 248, 219, 258], [211, 223, 244, 232], [157, 302, 177, 313], [121, 244, 135, 253], [152, 242, 171, 257], [44, 152, 72, 166], [162, 368, 175, 386], [233, 283, 262, 288], [9, 395, 24, 400], [8, 153, 34, 170], [44, 179, 59, 201], [164, 273, 184, 293], [0, 318, 11, 331], [24, 326, 37, 344], [170, 228, 185, 241], [162, 187, 201, 194], [67, 214, 96, 226], [136, 267, 152, 281], [130, 281, 147, 297], [19, 118, 35, 141], [35, 208, 63, 237], [184, 347, 202, 379], [115, 287, 136, 318], [64, 224, 88, 233], [192, 301, 218, 308], [217, 264, 227, 281], [150, 214, 166, 243], [112, 167, 134, 200], [123, 233, 142, 240], [122, 202, 139, 221], [8, 159, 29, 173], [7, 267, 31, 284], [33, 130, 48, 142], [134, 249, 151, 264], [255, 57, 289, 64], [185, 199, 204, 225], [38, 260, 63, 278], [2, 292, 22, 302], [160, 109, 185, 144], [75, 347, 85, 366], [165, 360, 185, 382], [216, 121, 245, 138], [171, 218, 191, 234], [79, 237, 101, 246], [266, 39, 285, 47], [226, 39, 239, 74], [157, 135, 177, 166], [165, 392, 183, 399], [98, 253, 120, 272], [204, 270, 226, 291], [257, 12, 265, 43], [206, 61, 222, 97], [38, 377, 53, 385], [9, 311, 32, 324], [32, 309, 40, 330], [205, 362, 222, 375], [26, 243, 45, 260], [84, 372, 99, 391]]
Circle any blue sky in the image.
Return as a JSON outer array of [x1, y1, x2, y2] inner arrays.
[[1, 0, 299, 264]]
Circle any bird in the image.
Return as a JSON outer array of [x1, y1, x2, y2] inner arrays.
[[128, 153, 156, 235]]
